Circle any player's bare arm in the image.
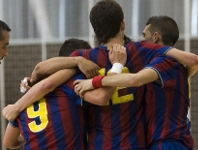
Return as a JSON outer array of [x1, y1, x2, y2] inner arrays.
[[81, 86, 116, 105], [2, 69, 76, 121], [166, 48, 198, 77], [32, 56, 100, 82], [20, 56, 100, 93], [75, 68, 158, 97], [3, 124, 25, 149]]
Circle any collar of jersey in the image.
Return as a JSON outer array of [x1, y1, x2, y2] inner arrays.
[[100, 45, 112, 51]]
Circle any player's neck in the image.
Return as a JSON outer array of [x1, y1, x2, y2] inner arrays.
[[105, 40, 124, 47], [103, 32, 124, 47]]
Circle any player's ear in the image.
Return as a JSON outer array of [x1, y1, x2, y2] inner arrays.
[[152, 32, 160, 43], [120, 20, 125, 31]]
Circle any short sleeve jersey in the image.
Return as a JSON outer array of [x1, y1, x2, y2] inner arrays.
[[144, 55, 194, 149], [69, 41, 171, 150]]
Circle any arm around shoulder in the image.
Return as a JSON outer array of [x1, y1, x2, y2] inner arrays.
[[83, 87, 116, 105], [166, 48, 198, 67], [102, 69, 159, 87], [166, 48, 198, 77], [31, 57, 80, 81], [31, 56, 99, 81]]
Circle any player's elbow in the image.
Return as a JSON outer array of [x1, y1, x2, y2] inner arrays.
[[3, 140, 9, 148], [84, 93, 109, 106], [93, 88, 115, 105], [34, 62, 44, 75], [95, 96, 109, 105], [39, 81, 56, 93], [3, 139, 24, 149], [3, 140, 16, 149], [191, 54, 198, 66], [33, 62, 48, 80]]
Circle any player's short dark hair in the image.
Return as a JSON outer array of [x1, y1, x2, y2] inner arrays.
[[0, 20, 11, 41], [90, 0, 124, 45], [59, 38, 92, 56], [146, 16, 179, 46]]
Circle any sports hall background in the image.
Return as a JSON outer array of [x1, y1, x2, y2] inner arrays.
[[0, 0, 197, 150]]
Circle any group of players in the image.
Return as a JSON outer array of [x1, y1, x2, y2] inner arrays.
[[1, 0, 198, 150]]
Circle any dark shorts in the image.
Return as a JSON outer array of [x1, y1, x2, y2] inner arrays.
[[148, 139, 190, 150]]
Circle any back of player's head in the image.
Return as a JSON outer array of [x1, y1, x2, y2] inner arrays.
[[0, 20, 11, 41], [59, 38, 92, 56], [90, 0, 124, 45], [146, 16, 179, 46]]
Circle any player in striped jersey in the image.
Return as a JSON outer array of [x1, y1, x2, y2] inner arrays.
[[74, 16, 196, 149], [71, 44, 170, 149], [3, 1, 198, 150], [142, 16, 194, 150], [3, 39, 92, 150], [66, 1, 196, 149], [74, 45, 195, 150]]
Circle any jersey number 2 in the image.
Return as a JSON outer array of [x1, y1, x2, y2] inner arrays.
[[99, 68, 134, 105]]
